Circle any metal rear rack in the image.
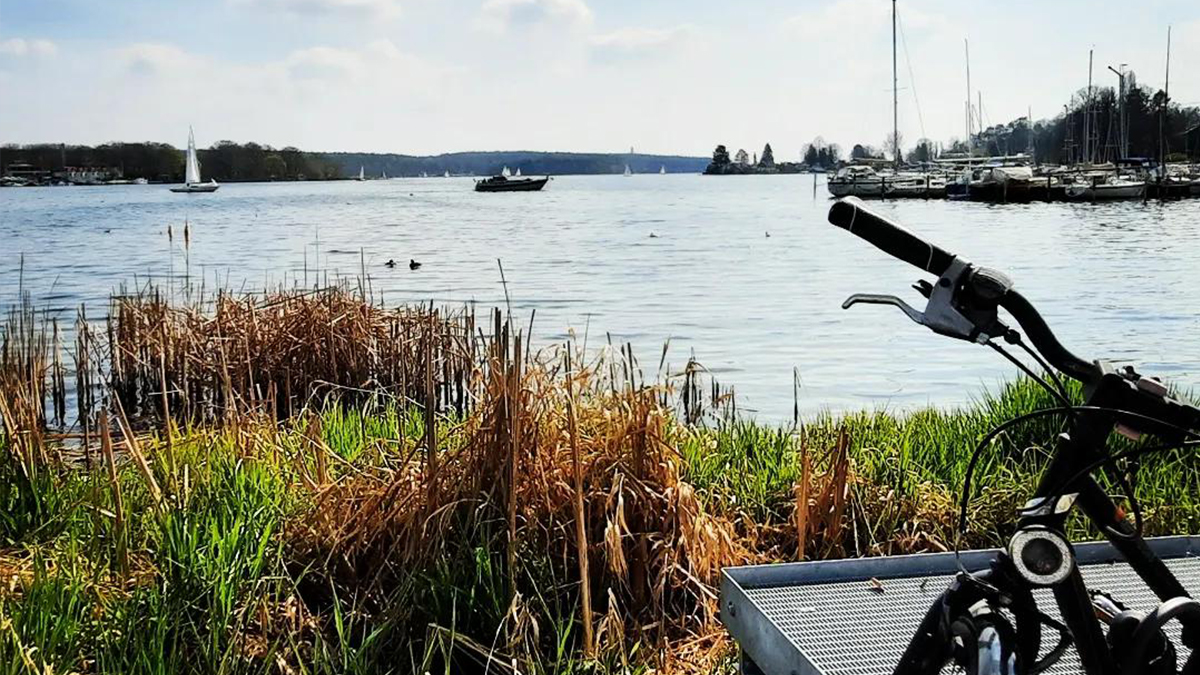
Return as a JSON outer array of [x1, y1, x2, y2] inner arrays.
[[721, 536, 1200, 675]]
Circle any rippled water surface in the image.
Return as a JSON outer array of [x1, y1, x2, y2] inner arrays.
[[3, 175, 1199, 419]]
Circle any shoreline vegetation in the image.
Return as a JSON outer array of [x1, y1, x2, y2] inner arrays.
[[0, 144, 709, 185], [3, 284, 1199, 674]]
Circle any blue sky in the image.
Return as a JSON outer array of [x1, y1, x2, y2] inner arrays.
[[1, 0, 1197, 157]]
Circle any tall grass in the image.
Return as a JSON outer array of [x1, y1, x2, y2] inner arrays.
[[2, 287, 1199, 674]]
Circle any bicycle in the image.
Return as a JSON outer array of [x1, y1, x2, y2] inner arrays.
[[827, 196, 1200, 675]]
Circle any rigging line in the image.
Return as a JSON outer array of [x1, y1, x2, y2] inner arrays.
[[895, 7, 927, 142]]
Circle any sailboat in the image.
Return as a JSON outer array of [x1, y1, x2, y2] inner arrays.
[[623, 164, 632, 177], [381, 170, 388, 179], [501, 166, 511, 177], [170, 127, 219, 193], [355, 166, 366, 181], [515, 168, 522, 177], [443, 170, 450, 178], [659, 165, 666, 175]]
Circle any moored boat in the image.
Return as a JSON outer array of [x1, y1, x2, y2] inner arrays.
[[826, 165, 889, 197], [474, 175, 550, 192], [884, 173, 948, 199], [1064, 177, 1146, 200]]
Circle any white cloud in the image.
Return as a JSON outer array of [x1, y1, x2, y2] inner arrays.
[[234, 0, 402, 18], [588, 25, 698, 64], [115, 43, 202, 76], [0, 38, 58, 58], [477, 0, 592, 33]]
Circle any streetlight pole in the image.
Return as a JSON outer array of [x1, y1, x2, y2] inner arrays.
[[1107, 64, 1127, 159]]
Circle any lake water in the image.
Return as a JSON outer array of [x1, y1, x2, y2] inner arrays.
[[3, 175, 1199, 420]]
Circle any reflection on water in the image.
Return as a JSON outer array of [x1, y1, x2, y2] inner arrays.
[[2, 175, 1199, 420]]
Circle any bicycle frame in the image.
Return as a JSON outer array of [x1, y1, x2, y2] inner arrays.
[[912, 368, 1200, 675]]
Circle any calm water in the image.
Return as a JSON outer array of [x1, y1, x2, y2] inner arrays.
[[2, 175, 1199, 419]]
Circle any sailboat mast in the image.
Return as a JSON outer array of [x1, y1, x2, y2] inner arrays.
[[892, 0, 899, 167], [1160, 25, 1171, 175], [964, 39, 971, 149], [1084, 49, 1094, 164]]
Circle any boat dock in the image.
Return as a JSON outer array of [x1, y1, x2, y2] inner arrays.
[[826, 157, 1200, 203]]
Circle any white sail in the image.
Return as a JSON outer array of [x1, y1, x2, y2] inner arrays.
[[515, 168, 522, 177], [358, 166, 365, 180], [382, 170, 388, 179], [659, 165, 666, 174], [624, 164, 632, 177], [444, 170, 450, 178], [185, 127, 201, 185], [501, 166, 511, 177]]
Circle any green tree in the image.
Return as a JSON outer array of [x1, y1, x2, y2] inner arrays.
[[760, 143, 775, 167], [264, 154, 287, 179], [712, 145, 730, 167]]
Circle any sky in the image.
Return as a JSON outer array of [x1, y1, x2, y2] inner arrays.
[[1, 0, 1198, 159]]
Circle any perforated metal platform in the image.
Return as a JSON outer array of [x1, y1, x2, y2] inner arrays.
[[721, 536, 1200, 675]]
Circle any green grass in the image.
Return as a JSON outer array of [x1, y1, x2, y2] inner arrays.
[[3, 380, 1200, 674]]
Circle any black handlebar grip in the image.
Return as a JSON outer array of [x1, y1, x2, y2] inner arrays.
[[828, 197, 955, 276]]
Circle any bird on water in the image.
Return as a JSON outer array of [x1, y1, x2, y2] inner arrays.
[[384, 259, 396, 268], [409, 259, 422, 270]]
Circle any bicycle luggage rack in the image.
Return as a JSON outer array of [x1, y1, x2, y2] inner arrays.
[[721, 536, 1200, 675]]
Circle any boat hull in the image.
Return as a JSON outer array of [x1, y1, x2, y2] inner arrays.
[[169, 181, 220, 193], [967, 181, 1053, 203], [1064, 182, 1145, 200], [827, 179, 887, 198], [474, 177, 549, 192]]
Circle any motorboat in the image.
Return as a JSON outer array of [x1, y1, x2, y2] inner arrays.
[[884, 173, 948, 199], [826, 165, 889, 197], [474, 175, 549, 192]]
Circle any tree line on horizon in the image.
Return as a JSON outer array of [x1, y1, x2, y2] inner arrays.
[[0, 144, 712, 180], [0, 141, 343, 182]]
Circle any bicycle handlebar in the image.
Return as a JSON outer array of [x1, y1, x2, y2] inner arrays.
[[827, 197, 1097, 383], [997, 290, 1096, 383], [828, 196, 955, 276]]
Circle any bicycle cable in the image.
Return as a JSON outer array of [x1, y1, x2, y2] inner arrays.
[[955, 405, 1200, 568]]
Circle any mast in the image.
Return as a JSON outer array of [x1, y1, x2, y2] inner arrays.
[[1084, 49, 1094, 164], [1159, 25, 1171, 176], [892, 0, 899, 167], [965, 39, 972, 150], [1027, 105, 1034, 162]]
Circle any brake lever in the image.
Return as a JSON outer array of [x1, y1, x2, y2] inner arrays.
[[842, 293, 926, 325], [841, 258, 992, 343]]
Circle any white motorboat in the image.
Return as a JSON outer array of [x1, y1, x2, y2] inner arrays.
[[884, 173, 948, 198], [170, 127, 219, 193], [826, 166, 889, 197]]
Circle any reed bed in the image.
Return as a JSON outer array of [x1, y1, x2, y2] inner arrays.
[[2, 287, 1200, 675], [108, 287, 478, 424]]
